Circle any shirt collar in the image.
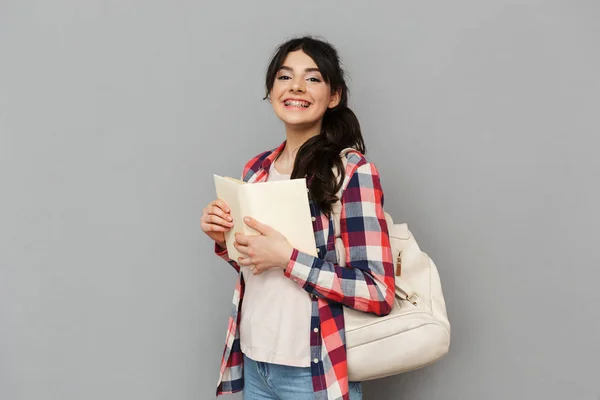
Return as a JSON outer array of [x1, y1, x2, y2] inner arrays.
[[260, 140, 287, 171]]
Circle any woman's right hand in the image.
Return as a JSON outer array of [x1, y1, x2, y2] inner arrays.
[[201, 199, 234, 248]]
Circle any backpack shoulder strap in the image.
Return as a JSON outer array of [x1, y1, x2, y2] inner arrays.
[[332, 148, 364, 266]]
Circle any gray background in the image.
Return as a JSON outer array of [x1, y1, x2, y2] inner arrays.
[[1, 1, 599, 399]]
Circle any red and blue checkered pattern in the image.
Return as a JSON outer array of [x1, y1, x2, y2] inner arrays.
[[214, 141, 395, 400]]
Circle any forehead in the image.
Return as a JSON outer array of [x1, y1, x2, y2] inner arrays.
[[280, 50, 318, 70]]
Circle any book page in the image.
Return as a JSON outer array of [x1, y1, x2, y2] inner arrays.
[[213, 174, 248, 260], [241, 178, 318, 257]]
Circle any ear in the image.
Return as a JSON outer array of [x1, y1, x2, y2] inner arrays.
[[328, 89, 342, 109]]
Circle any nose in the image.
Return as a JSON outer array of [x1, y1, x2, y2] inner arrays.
[[291, 78, 305, 93]]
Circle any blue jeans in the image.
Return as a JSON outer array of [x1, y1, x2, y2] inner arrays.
[[243, 354, 362, 399]]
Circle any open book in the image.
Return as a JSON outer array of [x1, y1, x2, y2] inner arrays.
[[213, 175, 318, 261]]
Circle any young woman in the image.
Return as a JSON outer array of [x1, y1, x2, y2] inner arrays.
[[201, 36, 395, 400]]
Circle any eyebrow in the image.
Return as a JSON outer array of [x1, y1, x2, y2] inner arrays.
[[279, 66, 321, 73]]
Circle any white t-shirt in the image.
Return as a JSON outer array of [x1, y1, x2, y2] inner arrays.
[[239, 163, 312, 367]]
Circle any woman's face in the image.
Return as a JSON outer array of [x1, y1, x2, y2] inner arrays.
[[269, 50, 340, 131]]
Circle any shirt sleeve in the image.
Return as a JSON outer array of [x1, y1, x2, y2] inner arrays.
[[283, 160, 395, 316], [214, 242, 241, 273]]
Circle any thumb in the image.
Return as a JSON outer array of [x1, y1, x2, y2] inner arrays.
[[244, 216, 272, 235]]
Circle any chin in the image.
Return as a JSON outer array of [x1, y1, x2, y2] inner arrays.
[[280, 116, 313, 125], [281, 117, 320, 130], [275, 110, 322, 129]]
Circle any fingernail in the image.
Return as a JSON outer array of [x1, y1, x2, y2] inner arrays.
[[244, 217, 250, 223]]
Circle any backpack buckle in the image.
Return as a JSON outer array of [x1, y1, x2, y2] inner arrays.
[[407, 293, 420, 306]]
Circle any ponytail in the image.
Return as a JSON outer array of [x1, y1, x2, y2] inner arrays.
[[291, 105, 365, 216]]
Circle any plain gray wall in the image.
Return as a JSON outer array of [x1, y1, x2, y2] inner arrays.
[[1, 1, 599, 399]]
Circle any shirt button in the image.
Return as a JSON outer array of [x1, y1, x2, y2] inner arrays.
[[313, 327, 319, 333], [311, 217, 316, 222], [313, 358, 319, 364], [316, 248, 320, 253]]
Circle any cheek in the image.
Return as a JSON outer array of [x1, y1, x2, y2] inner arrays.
[[311, 87, 332, 106], [271, 81, 287, 96], [269, 86, 280, 105], [312, 92, 333, 112]]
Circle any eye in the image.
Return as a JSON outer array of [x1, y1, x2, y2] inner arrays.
[[307, 77, 321, 82], [277, 75, 291, 80]]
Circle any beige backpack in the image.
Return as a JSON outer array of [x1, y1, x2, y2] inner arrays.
[[333, 148, 451, 381]]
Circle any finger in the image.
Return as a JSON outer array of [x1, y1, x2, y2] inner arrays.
[[204, 214, 233, 228], [202, 223, 231, 233], [238, 256, 254, 267], [243, 217, 272, 235], [213, 199, 231, 213], [210, 205, 233, 222], [235, 233, 250, 246], [233, 241, 250, 256]]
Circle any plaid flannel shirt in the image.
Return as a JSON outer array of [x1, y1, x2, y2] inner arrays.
[[214, 141, 395, 400]]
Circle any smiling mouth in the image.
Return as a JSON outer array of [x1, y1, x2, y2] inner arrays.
[[283, 100, 311, 108]]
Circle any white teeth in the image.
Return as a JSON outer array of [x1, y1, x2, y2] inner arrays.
[[284, 100, 310, 108]]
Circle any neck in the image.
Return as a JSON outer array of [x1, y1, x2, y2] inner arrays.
[[280, 122, 322, 164]]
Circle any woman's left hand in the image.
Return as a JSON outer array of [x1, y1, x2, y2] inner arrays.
[[234, 217, 294, 275]]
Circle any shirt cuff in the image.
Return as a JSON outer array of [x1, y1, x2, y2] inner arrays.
[[214, 242, 228, 256], [284, 248, 317, 288]]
